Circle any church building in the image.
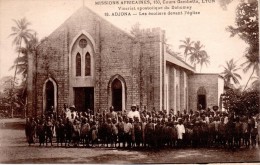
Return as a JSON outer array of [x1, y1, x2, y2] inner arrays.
[[27, 6, 224, 117]]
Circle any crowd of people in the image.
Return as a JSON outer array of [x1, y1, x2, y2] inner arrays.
[[25, 104, 260, 150]]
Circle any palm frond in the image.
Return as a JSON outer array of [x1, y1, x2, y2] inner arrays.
[[233, 73, 242, 80], [232, 76, 240, 84], [243, 62, 253, 73]]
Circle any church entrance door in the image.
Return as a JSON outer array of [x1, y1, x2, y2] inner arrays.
[[198, 95, 206, 110], [112, 79, 122, 111], [45, 80, 54, 112], [74, 87, 94, 112]]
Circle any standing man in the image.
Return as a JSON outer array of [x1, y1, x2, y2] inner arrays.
[[127, 104, 140, 121], [106, 106, 118, 122]]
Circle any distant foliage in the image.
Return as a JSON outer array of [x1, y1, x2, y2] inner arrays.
[[221, 88, 259, 116], [179, 39, 210, 72], [226, 0, 258, 47], [224, 0, 259, 91], [0, 76, 25, 117], [221, 59, 241, 85]]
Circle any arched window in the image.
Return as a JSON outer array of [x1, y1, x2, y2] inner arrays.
[[76, 53, 81, 76], [85, 52, 91, 76], [197, 86, 206, 95]]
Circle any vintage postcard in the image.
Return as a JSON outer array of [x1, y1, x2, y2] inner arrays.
[[0, 0, 259, 164]]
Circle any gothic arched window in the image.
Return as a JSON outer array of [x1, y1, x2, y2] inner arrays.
[[76, 53, 81, 76], [85, 52, 91, 76]]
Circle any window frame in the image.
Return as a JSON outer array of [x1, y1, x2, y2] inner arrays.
[[85, 52, 91, 76], [76, 52, 81, 77]]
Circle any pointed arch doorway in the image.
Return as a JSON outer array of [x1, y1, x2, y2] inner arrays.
[[43, 78, 57, 115], [112, 79, 122, 111], [108, 75, 126, 112], [197, 86, 207, 110], [46, 81, 54, 111]]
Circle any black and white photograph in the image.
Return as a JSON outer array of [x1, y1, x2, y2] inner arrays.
[[0, 0, 259, 163]]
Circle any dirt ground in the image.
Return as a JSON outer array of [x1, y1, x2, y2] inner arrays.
[[0, 118, 259, 164]]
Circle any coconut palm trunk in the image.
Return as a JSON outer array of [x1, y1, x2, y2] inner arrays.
[[13, 40, 22, 85], [9, 18, 34, 118], [11, 40, 22, 118], [243, 68, 255, 92]]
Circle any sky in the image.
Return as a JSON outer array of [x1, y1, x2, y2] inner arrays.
[[0, 0, 252, 86]]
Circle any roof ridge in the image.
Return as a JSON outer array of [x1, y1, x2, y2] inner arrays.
[[166, 49, 195, 70], [44, 6, 135, 42], [79, 6, 135, 39]]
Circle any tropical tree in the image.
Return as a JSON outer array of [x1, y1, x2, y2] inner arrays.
[[9, 17, 34, 84], [221, 87, 259, 116], [9, 17, 34, 117], [225, 0, 259, 91], [220, 59, 241, 85], [0, 76, 24, 117], [220, 0, 259, 115], [199, 53, 210, 73], [241, 52, 259, 91], [188, 41, 199, 65], [10, 33, 38, 82], [179, 38, 194, 62], [189, 41, 209, 71]]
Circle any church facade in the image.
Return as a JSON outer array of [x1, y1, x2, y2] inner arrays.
[[27, 7, 224, 117]]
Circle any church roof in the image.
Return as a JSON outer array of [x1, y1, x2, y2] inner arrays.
[[194, 73, 224, 79], [46, 6, 135, 41], [165, 50, 196, 73]]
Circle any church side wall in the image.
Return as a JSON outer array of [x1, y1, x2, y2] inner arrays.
[[188, 74, 219, 111], [218, 77, 224, 110], [165, 64, 190, 114]]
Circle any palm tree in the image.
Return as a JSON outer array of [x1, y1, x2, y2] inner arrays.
[[189, 41, 209, 69], [241, 52, 259, 91], [9, 17, 34, 118], [179, 38, 194, 62], [221, 59, 241, 85], [10, 33, 38, 82], [199, 52, 210, 72], [9, 17, 33, 85]]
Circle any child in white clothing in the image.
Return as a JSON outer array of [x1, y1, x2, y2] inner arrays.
[[176, 119, 185, 147]]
